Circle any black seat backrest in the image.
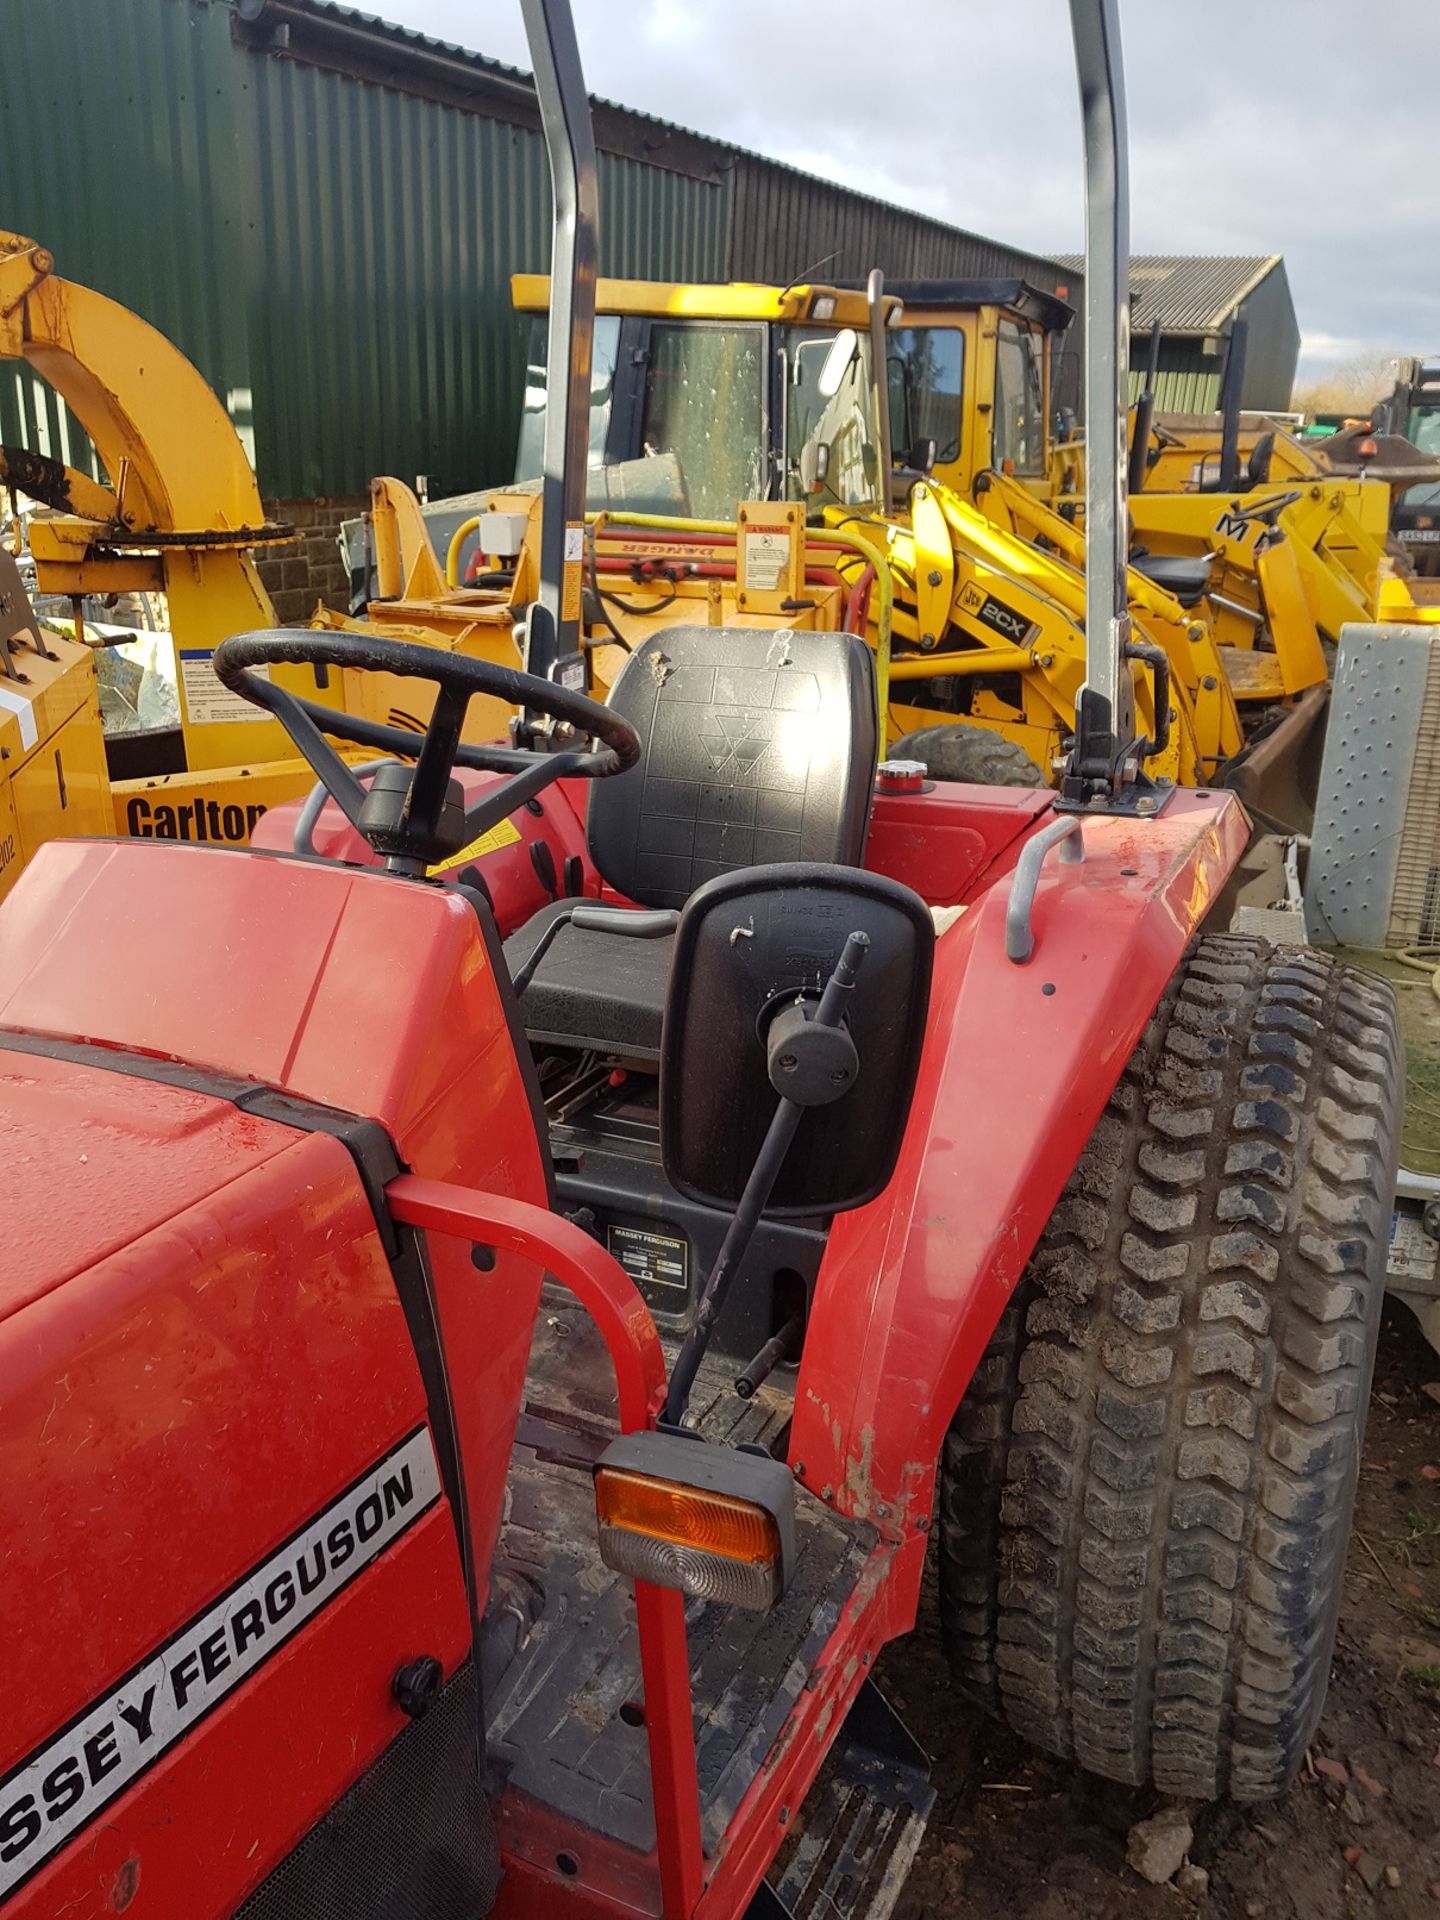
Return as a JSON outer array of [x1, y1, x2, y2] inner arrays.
[[588, 626, 879, 908]]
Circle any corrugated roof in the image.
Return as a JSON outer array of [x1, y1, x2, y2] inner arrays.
[[277, 0, 1064, 281], [1050, 254, 1280, 333]]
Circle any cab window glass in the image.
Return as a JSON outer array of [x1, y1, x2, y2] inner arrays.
[[638, 324, 764, 519], [1405, 406, 1440, 509], [514, 313, 621, 488], [993, 319, 1045, 474], [886, 327, 965, 464], [784, 327, 880, 513]]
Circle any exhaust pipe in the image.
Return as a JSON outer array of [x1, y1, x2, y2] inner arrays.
[[1216, 317, 1248, 493], [1127, 318, 1162, 495]]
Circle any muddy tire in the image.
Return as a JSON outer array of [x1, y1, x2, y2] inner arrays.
[[889, 722, 1045, 787], [937, 935, 1402, 1800]]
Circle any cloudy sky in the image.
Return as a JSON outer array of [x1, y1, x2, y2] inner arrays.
[[374, 0, 1436, 385]]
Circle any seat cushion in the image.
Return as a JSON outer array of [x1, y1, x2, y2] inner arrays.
[[503, 899, 672, 1061], [1130, 551, 1212, 607], [588, 627, 879, 907]]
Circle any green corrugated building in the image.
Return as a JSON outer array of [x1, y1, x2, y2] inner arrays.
[[2, 0, 1073, 618], [1051, 253, 1300, 416]]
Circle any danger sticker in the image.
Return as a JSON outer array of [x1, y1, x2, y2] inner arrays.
[[179, 650, 272, 726], [0, 1428, 441, 1898], [742, 528, 790, 593]]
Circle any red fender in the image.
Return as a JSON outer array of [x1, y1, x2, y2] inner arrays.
[[791, 789, 1250, 1549]]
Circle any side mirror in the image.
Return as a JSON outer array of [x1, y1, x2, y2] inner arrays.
[[906, 437, 937, 476], [660, 864, 934, 1217], [799, 439, 831, 495], [817, 326, 860, 399]]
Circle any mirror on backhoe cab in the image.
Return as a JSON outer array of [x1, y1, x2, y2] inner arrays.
[[799, 438, 831, 495], [816, 325, 859, 399], [905, 436, 937, 477], [659, 866, 934, 1216]]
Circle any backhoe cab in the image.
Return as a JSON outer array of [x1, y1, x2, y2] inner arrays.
[[509, 275, 889, 522], [879, 279, 1078, 497], [1371, 354, 1440, 574], [0, 4, 1404, 1919]]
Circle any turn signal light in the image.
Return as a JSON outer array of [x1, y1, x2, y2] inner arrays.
[[594, 1432, 796, 1612]]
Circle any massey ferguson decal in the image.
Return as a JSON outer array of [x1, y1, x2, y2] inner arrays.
[[0, 1429, 441, 1899]]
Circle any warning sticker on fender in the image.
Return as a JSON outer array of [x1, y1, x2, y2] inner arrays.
[[0, 1428, 441, 1898], [426, 816, 523, 877]]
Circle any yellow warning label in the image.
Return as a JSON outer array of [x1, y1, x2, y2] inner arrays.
[[426, 816, 523, 877], [561, 521, 585, 623]]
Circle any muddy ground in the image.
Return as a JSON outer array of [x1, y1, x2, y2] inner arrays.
[[880, 1300, 1440, 1918]]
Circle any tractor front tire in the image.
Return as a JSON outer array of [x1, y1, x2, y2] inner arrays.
[[888, 722, 1045, 788], [938, 934, 1401, 1801]]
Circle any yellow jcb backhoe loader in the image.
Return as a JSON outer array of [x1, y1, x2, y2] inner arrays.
[[352, 272, 1338, 820]]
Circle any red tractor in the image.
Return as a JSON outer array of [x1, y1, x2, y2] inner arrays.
[[0, 3, 1401, 1918]]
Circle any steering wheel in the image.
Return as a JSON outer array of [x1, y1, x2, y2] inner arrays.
[[212, 629, 640, 872]]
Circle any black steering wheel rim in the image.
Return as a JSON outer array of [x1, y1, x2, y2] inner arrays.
[[214, 628, 638, 772], [212, 627, 640, 870]]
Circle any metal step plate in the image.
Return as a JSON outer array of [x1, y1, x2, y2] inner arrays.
[[760, 1682, 935, 1920]]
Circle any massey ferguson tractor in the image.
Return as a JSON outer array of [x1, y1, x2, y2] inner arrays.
[[0, 2, 1401, 1917]]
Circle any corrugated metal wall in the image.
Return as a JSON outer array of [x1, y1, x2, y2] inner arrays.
[[1128, 343, 1226, 414], [238, 51, 726, 495], [0, 0, 249, 481], [725, 155, 1072, 291], [599, 153, 726, 285], [239, 54, 550, 497], [1236, 264, 1300, 412]]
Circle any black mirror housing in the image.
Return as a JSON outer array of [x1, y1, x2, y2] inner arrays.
[[799, 439, 831, 495], [660, 864, 934, 1218]]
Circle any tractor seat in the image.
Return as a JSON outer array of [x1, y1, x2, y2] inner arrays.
[[1129, 550, 1212, 608], [502, 626, 879, 1061]]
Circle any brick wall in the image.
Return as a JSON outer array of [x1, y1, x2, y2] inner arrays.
[[255, 496, 366, 625]]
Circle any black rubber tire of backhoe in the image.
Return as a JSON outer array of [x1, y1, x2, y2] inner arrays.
[[937, 933, 1402, 1802], [888, 722, 1045, 788]]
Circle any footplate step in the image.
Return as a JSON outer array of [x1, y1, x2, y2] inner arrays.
[[750, 1681, 935, 1920]]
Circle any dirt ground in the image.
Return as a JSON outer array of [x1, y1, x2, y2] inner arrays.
[[880, 1299, 1440, 1918]]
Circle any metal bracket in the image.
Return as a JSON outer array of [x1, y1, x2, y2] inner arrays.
[[1006, 816, 1085, 963]]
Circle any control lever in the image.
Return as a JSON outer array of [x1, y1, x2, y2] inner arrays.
[[662, 930, 870, 1428], [735, 1313, 803, 1400], [510, 902, 678, 997]]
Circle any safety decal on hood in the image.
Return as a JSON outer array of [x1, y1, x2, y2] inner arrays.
[[0, 1427, 442, 1901]]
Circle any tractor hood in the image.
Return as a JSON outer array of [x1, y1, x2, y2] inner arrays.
[[0, 1041, 297, 1324]]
